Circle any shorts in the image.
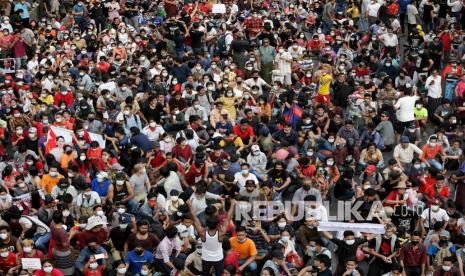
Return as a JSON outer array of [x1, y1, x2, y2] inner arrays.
[[395, 120, 413, 134], [315, 94, 331, 105]]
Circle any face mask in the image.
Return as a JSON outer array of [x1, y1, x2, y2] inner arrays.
[[149, 122, 156, 128], [278, 222, 286, 228], [281, 236, 290, 242], [328, 138, 335, 143], [90, 263, 98, 269], [416, 104, 422, 109], [116, 180, 125, 185], [241, 169, 248, 175], [117, 268, 127, 274], [80, 223, 87, 229], [117, 208, 125, 215], [429, 142, 436, 147], [23, 246, 32, 253], [385, 63, 391, 67], [0, 252, 8, 258], [327, 160, 334, 166], [97, 176, 104, 182], [80, 156, 86, 161], [16, 130, 23, 135], [171, 196, 179, 201], [194, 104, 200, 109], [432, 205, 439, 212], [43, 267, 53, 273], [341, 239, 355, 246], [414, 164, 421, 169], [49, 172, 57, 177], [62, 210, 70, 217], [442, 266, 451, 272], [124, 111, 130, 116], [140, 270, 149, 276], [452, 119, 457, 124], [96, 210, 104, 216]]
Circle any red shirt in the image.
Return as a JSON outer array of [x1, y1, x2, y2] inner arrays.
[[224, 250, 240, 271], [75, 229, 108, 250], [424, 185, 450, 201], [185, 163, 206, 185], [53, 91, 74, 107], [0, 253, 16, 274], [440, 33, 451, 51], [243, 18, 263, 36], [85, 267, 103, 276], [172, 144, 193, 162], [233, 125, 254, 140], [383, 191, 411, 208], [419, 176, 436, 194], [34, 269, 64, 276]]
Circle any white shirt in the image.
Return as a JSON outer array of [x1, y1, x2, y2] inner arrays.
[[425, 75, 442, 98], [367, 2, 381, 16], [234, 172, 259, 190], [420, 208, 449, 228], [407, 4, 419, 24], [448, 0, 463, 12], [142, 125, 165, 142], [380, 33, 399, 47], [393, 143, 423, 163], [275, 51, 293, 74], [395, 96, 418, 122], [306, 205, 329, 222]]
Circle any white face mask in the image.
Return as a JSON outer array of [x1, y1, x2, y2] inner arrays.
[[345, 239, 355, 245], [442, 266, 451, 272], [96, 210, 104, 216], [80, 156, 86, 161], [277, 222, 286, 228], [171, 196, 179, 201], [117, 208, 125, 215], [62, 210, 70, 217], [149, 122, 156, 128], [140, 270, 149, 276], [281, 236, 290, 242], [116, 180, 125, 185], [23, 246, 32, 253], [117, 268, 127, 274], [414, 164, 421, 169], [0, 252, 8, 257], [43, 266, 53, 273], [89, 263, 98, 269]]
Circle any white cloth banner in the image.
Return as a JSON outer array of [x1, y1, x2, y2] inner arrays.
[[48, 126, 74, 144], [318, 222, 385, 234], [88, 132, 106, 148]]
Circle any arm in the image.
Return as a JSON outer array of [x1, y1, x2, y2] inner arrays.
[[187, 199, 205, 240]]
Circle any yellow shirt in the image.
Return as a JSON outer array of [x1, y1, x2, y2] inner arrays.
[[39, 95, 54, 105], [318, 74, 332, 96], [347, 5, 360, 19]]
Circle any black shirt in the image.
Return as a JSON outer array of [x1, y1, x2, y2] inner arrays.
[[189, 29, 204, 49]]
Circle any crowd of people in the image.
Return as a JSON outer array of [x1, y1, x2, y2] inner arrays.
[[0, 0, 464, 275]]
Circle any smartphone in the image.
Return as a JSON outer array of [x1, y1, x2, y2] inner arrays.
[[94, 254, 105, 260]]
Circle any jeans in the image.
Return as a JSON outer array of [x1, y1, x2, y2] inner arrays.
[[238, 259, 257, 272], [154, 254, 187, 274], [202, 260, 224, 276], [428, 159, 443, 171], [32, 232, 51, 253]]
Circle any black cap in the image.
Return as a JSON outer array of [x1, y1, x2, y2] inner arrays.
[[271, 249, 285, 260], [365, 188, 376, 196]]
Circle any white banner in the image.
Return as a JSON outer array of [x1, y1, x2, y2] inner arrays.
[[318, 222, 385, 234], [48, 126, 74, 145], [88, 132, 106, 148]]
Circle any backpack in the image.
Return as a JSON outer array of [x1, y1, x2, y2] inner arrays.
[[369, 234, 397, 264], [434, 245, 452, 267], [217, 32, 232, 56]]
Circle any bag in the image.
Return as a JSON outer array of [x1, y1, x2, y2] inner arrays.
[[356, 247, 366, 261], [217, 32, 231, 55], [286, 252, 304, 268]]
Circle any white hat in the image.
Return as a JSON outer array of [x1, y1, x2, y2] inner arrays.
[[86, 216, 105, 230]]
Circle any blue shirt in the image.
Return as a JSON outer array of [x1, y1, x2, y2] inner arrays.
[[75, 246, 108, 270], [14, 3, 29, 19], [130, 133, 152, 153], [398, 0, 411, 13], [91, 179, 111, 197], [125, 250, 154, 274]]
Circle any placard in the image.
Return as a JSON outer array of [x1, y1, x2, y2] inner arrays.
[[318, 222, 385, 234], [21, 258, 42, 270], [212, 4, 226, 13]]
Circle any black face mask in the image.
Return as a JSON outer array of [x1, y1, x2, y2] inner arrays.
[[411, 240, 419, 245], [135, 249, 144, 255], [303, 185, 311, 191]]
